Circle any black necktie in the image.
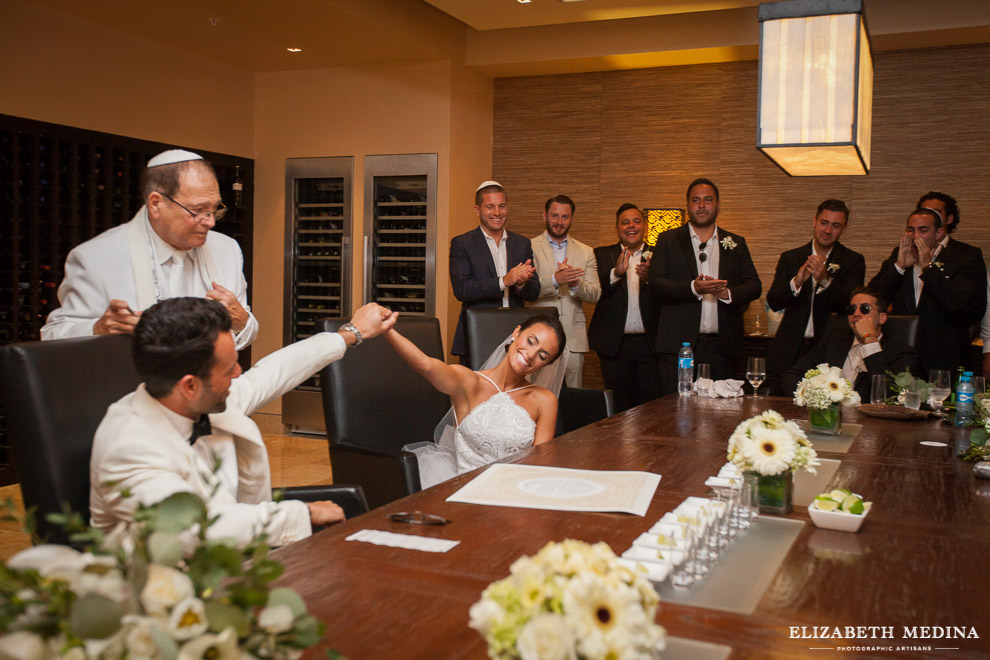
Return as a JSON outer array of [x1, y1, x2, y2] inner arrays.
[[189, 414, 212, 446]]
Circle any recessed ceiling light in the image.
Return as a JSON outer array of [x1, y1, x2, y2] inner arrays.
[[287, 47, 302, 53]]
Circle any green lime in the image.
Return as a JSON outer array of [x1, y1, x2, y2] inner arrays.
[[816, 499, 839, 512], [815, 495, 835, 502], [829, 489, 848, 501], [841, 495, 863, 513]]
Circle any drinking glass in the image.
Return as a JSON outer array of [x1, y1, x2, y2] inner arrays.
[[973, 376, 986, 394], [928, 369, 951, 417], [696, 363, 712, 397], [903, 378, 922, 410], [746, 357, 766, 397], [870, 374, 887, 405]]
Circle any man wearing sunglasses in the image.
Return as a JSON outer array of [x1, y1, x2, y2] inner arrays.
[[42, 149, 258, 349], [868, 207, 986, 374], [781, 288, 918, 401]]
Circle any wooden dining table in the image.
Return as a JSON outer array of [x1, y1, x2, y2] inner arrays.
[[272, 395, 990, 659]]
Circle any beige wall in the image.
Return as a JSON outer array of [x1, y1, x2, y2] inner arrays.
[[254, 60, 493, 414], [0, 1, 254, 157]]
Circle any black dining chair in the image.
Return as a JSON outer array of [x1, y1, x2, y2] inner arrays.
[[0, 334, 368, 545], [463, 307, 614, 434], [318, 316, 450, 509]]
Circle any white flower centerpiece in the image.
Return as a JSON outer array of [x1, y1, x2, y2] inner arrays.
[[0, 492, 335, 660], [726, 410, 820, 514], [469, 539, 666, 660], [793, 363, 861, 435]]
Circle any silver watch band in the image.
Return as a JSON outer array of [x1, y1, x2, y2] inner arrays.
[[341, 322, 363, 345]]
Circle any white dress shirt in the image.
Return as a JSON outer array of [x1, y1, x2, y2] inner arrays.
[[484, 229, 509, 307], [610, 246, 645, 334], [842, 334, 883, 383], [790, 245, 834, 339], [688, 225, 723, 333]]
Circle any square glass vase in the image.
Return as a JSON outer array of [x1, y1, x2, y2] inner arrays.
[[747, 470, 793, 515], [808, 403, 842, 435]]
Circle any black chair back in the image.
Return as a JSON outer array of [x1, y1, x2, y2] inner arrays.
[[0, 335, 140, 543], [558, 386, 615, 435], [464, 307, 561, 370], [824, 313, 919, 349], [318, 317, 449, 509]]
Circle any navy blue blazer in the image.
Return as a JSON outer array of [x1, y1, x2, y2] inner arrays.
[[449, 226, 540, 356]]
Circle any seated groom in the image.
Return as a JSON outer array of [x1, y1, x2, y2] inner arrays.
[[781, 288, 918, 401], [90, 297, 396, 547]]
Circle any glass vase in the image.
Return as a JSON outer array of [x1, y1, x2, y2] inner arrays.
[[808, 403, 842, 435], [746, 471, 793, 515]]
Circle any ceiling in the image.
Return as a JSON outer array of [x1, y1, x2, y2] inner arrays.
[[23, 0, 990, 76]]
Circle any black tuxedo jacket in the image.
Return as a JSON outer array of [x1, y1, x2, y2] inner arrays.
[[781, 326, 919, 402], [647, 224, 761, 358], [588, 243, 659, 358], [867, 238, 986, 373], [766, 240, 865, 373], [449, 226, 540, 356]]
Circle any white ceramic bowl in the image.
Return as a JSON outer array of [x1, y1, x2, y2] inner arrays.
[[808, 495, 872, 533]]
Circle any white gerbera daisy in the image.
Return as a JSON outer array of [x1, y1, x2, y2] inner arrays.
[[742, 427, 797, 475], [562, 573, 650, 659]]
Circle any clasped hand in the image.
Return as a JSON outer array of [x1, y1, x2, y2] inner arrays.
[[503, 259, 536, 288], [615, 248, 651, 279], [795, 254, 827, 287], [553, 258, 584, 286], [694, 274, 729, 299]]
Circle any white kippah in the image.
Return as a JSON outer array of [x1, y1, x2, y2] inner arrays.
[[476, 180, 502, 192], [147, 149, 203, 168]]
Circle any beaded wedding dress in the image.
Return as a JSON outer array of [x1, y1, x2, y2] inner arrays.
[[405, 333, 565, 489]]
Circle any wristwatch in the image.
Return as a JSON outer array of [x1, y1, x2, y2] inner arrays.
[[340, 322, 363, 346]]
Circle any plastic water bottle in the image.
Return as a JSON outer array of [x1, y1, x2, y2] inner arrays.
[[678, 342, 694, 397], [955, 372, 974, 426]]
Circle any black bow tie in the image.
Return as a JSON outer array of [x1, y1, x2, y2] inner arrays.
[[189, 414, 212, 446]]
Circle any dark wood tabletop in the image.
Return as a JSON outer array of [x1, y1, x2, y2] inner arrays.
[[273, 395, 990, 659]]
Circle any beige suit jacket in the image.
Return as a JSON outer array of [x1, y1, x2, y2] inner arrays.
[[530, 232, 601, 353], [90, 332, 347, 547]]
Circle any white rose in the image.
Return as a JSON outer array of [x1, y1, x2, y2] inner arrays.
[[7, 545, 86, 579], [177, 627, 240, 660], [0, 631, 46, 660], [468, 598, 504, 634], [122, 615, 167, 660], [167, 598, 209, 641], [517, 614, 576, 660], [257, 604, 295, 634], [141, 564, 194, 616]]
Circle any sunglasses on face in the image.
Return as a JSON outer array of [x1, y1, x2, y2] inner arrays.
[[844, 303, 873, 315]]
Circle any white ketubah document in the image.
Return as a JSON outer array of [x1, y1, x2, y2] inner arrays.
[[446, 464, 661, 516]]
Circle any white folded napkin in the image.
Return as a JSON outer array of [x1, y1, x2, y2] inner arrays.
[[346, 529, 460, 553], [710, 379, 745, 398]]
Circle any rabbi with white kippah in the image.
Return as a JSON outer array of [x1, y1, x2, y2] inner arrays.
[[41, 149, 258, 349], [448, 180, 540, 364]]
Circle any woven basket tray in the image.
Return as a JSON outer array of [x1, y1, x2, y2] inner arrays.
[[857, 404, 931, 420]]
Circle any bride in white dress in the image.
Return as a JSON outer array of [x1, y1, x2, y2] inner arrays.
[[385, 315, 566, 488]]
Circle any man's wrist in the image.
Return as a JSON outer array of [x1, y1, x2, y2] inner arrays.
[[340, 322, 363, 346]]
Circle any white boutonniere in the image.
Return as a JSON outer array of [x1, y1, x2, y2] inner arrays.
[[720, 236, 737, 250], [827, 263, 840, 273], [932, 261, 945, 271]]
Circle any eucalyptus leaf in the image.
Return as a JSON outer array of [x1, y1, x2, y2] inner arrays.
[[145, 492, 207, 533], [150, 624, 179, 660], [69, 594, 123, 639], [293, 614, 324, 647], [970, 428, 989, 447], [204, 602, 250, 636], [148, 531, 183, 566], [268, 588, 307, 618]]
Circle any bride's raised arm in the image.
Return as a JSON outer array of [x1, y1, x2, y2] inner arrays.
[[384, 326, 470, 397]]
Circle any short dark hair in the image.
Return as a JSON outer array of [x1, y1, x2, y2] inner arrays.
[[518, 314, 567, 364], [916, 191, 959, 233], [615, 202, 642, 222], [849, 286, 888, 315], [686, 178, 719, 202], [545, 195, 575, 214], [140, 159, 217, 203], [908, 207, 942, 229], [133, 297, 232, 398], [475, 184, 507, 206], [816, 199, 850, 221]]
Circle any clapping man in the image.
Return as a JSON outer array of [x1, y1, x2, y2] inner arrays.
[[531, 195, 601, 387], [648, 179, 761, 394], [450, 181, 539, 365], [868, 208, 986, 373], [767, 200, 865, 394], [588, 204, 661, 412]]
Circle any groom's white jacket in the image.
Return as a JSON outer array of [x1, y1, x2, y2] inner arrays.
[[90, 332, 346, 547]]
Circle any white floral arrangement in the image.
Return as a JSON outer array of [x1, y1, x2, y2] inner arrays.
[[0, 492, 333, 660], [469, 539, 666, 660], [726, 410, 820, 476], [793, 363, 861, 410], [719, 236, 737, 250]]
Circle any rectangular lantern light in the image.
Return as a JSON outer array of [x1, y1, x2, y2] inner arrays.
[[757, 0, 873, 176]]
